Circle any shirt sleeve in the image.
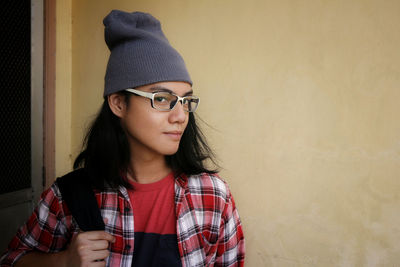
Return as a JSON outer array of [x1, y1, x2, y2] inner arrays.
[[215, 186, 245, 267], [0, 182, 76, 266]]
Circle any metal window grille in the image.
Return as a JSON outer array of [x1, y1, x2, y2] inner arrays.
[[0, 0, 32, 193]]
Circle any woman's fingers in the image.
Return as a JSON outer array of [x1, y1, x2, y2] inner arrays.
[[67, 231, 114, 266], [83, 231, 115, 243], [91, 260, 107, 267], [86, 249, 110, 263], [90, 239, 110, 251]]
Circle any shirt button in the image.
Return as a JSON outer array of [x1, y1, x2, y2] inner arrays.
[[125, 245, 131, 250], [124, 207, 130, 212]]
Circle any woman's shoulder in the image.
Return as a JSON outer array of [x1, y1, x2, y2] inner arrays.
[[55, 168, 87, 184], [184, 172, 231, 199], [185, 172, 224, 182], [43, 168, 90, 203]]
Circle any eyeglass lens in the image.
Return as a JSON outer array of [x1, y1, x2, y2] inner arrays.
[[153, 92, 199, 112]]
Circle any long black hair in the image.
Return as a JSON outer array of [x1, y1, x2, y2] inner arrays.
[[74, 93, 218, 189]]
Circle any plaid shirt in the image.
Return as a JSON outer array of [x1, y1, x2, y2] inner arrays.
[[0, 173, 245, 266]]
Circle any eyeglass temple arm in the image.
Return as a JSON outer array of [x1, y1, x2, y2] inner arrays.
[[125, 88, 153, 99]]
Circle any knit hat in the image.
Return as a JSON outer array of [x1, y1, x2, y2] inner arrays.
[[103, 10, 192, 96]]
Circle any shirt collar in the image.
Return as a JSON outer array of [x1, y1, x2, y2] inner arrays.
[[175, 172, 188, 188]]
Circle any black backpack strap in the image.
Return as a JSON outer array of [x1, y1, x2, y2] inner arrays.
[[56, 169, 105, 231]]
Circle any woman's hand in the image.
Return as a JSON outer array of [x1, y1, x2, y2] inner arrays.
[[64, 231, 115, 267], [15, 231, 115, 267]]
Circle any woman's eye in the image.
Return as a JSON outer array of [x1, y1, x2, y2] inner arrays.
[[154, 96, 168, 103]]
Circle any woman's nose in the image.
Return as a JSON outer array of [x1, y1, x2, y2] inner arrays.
[[169, 101, 187, 123]]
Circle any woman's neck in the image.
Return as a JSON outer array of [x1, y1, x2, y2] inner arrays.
[[127, 153, 171, 184]]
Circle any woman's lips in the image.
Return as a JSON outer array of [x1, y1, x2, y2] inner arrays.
[[164, 131, 183, 140]]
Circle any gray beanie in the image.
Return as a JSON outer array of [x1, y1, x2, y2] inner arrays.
[[103, 10, 192, 96]]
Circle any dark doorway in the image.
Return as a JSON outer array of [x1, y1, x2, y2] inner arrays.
[[0, 0, 44, 251]]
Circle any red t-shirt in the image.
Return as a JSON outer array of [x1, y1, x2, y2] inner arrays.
[[127, 172, 181, 266]]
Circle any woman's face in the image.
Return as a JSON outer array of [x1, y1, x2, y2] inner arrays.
[[111, 81, 192, 158]]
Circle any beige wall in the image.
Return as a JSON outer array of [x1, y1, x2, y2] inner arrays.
[[55, 0, 72, 176], [56, 0, 400, 265]]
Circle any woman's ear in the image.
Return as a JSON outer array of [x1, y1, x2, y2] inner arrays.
[[108, 93, 126, 118]]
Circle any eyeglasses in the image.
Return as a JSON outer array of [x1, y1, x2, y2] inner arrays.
[[125, 88, 200, 112]]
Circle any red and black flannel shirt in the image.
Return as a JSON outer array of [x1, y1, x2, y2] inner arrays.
[[0, 173, 245, 266]]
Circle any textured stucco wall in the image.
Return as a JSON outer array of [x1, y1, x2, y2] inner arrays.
[[57, 0, 400, 265]]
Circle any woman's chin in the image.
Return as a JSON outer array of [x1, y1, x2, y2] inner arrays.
[[161, 146, 180, 156]]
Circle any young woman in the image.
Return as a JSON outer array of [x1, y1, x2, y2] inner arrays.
[[0, 10, 245, 267]]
